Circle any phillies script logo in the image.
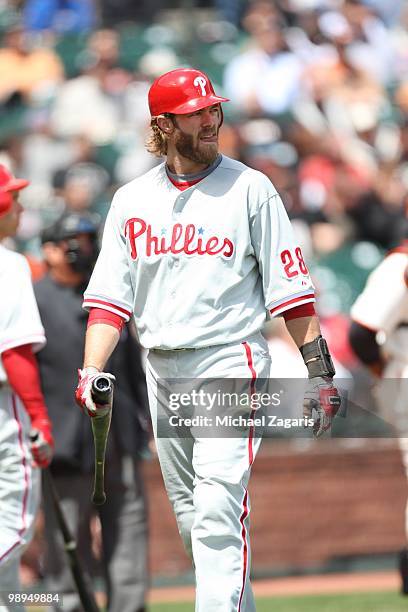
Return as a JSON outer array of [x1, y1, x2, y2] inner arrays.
[[125, 218, 234, 260]]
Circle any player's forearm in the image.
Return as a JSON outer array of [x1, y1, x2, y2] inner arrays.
[[2, 344, 50, 425], [284, 315, 321, 349], [349, 320, 384, 377], [285, 315, 336, 379], [83, 323, 120, 371]]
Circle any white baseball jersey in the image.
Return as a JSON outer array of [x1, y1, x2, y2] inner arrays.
[[0, 244, 46, 381], [351, 247, 408, 337], [352, 246, 408, 544], [351, 244, 408, 379], [84, 155, 315, 349], [0, 244, 43, 584]]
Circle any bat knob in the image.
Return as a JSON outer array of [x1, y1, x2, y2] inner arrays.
[[91, 374, 114, 405], [94, 375, 112, 393]]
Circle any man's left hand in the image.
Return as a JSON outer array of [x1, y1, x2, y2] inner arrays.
[[303, 377, 341, 437]]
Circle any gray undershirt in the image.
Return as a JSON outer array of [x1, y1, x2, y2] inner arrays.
[[166, 154, 222, 184]]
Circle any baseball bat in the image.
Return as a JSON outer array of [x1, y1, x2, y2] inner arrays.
[[90, 375, 114, 505], [42, 468, 100, 612]]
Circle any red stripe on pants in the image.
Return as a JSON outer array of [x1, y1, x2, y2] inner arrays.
[[237, 341, 257, 611], [0, 395, 29, 563]]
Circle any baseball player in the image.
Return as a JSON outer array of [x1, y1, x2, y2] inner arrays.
[[349, 234, 408, 594], [0, 165, 54, 610], [75, 68, 341, 611]]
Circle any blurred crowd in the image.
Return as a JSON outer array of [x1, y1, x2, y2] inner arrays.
[[1, 0, 408, 370]]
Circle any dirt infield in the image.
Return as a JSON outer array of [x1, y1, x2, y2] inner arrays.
[[148, 570, 400, 603]]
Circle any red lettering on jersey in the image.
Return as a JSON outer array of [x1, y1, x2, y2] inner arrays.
[[124, 217, 234, 260], [280, 247, 308, 278], [206, 236, 221, 254], [146, 224, 159, 256], [184, 224, 197, 255], [223, 238, 234, 257], [197, 236, 206, 255], [125, 218, 146, 259], [169, 223, 182, 253]]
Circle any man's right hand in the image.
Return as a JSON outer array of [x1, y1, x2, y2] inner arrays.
[[30, 417, 54, 468], [75, 367, 115, 417]]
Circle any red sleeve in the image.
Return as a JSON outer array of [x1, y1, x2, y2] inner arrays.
[[2, 345, 50, 427], [282, 303, 315, 321], [87, 307, 124, 332]]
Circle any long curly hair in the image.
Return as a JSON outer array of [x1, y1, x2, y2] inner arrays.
[[145, 118, 168, 157]]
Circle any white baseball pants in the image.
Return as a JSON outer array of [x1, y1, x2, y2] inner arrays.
[[146, 332, 271, 612], [0, 388, 40, 611]]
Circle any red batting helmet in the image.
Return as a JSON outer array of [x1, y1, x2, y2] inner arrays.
[[148, 68, 229, 117], [0, 164, 29, 217]]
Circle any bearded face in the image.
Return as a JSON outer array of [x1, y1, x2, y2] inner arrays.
[[172, 108, 221, 166], [174, 130, 218, 165]]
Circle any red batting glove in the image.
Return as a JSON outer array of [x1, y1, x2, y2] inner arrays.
[[75, 368, 115, 417], [303, 376, 341, 437], [30, 417, 54, 468]]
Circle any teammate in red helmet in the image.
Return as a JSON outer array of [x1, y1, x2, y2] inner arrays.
[[0, 165, 53, 604], [0, 164, 29, 218]]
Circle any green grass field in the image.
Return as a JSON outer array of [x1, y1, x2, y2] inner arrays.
[[149, 590, 407, 611]]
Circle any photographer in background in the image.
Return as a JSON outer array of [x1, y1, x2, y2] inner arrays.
[[35, 212, 149, 612]]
